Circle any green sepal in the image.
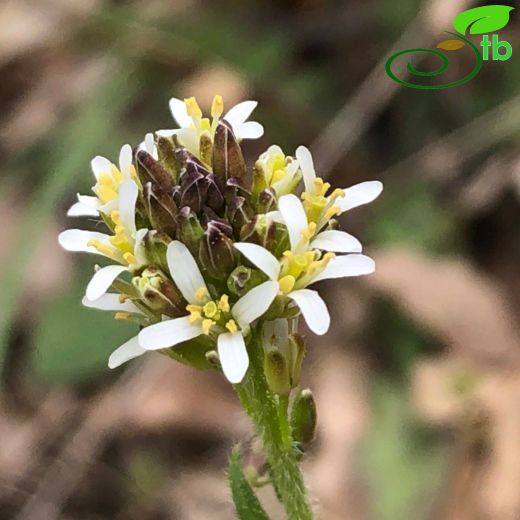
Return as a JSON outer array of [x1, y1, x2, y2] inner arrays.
[[228, 447, 271, 520]]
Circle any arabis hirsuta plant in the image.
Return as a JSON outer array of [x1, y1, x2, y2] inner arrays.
[[58, 95, 382, 520]]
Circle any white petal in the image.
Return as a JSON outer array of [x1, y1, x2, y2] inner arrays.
[[86, 265, 128, 301], [288, 289, 330, 335], [235, 121, 264, 139], [166, 241, 207, 304], [217, 332, 249, 384], [118, 180, 138, 235], [91, 156, 112, 179], [232, 281, 279, 328], [335, 181, 383, 212], [77, 194, 101, 209], [108, 336, 146, 369], [169, 97, 192, 127], [119, 144, 133, 177], [234, 243, 280, 280], [310, 230, 362, 253], [58, 229, 111, 254], [310, 254, 375, 283], [156, 129, 180, 137], [67, 202, 99, 217], [295, 146, 316, 193], [224, 100, 258, 127], [265, 210, 284, 223], [138, 316, 202, 350], [278, 194, 309, 252], [82, 293, 141, 314]]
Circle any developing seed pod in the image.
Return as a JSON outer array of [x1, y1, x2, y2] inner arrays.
[[212, 120, 247, 180], [290, 389, 317, 445], [264, 350, 291, 396]]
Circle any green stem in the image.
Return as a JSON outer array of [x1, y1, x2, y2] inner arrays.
[[235, 331, 314, 520]]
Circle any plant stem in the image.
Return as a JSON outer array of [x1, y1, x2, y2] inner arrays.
[[235, 331, 314, 520]]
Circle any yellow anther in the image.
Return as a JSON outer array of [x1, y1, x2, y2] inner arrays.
[[226, 319, 238, 334], [118, 294, 127, 303], [185, 97, 202, 118], [195, 286, 208, 302], [301, 222, 317, 242], [211, 95, 224, 119], [218, 294, 230, 313], [329, 188, 345, 201], [282, 250, 294, 260], [203, 301, 219, 319], [313, 178, 331, 197], [111, 165, 124, 182], [304, 251, 316, 264], [110, 210, 122, 226], [123, 252, 137, 266], [87, 239, 114, 258], [186, 303, 202, 313], [114, 312, 132, 321], [202, 319, 214, 334], [324, 206, 341, 220], [279, 275, 296, 295], [188, 311, 201, 323], [301, 192, 313, 203]]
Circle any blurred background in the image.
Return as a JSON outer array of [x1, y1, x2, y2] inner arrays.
[[1, 0, 520, 518]]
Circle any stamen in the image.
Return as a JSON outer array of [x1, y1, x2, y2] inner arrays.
[[279, 275, 296, 295], [325, 206, 341, 220], [202, 319, 214, 334], [218, 294, 230, 313], [225, 319, 238, 334], [87, 239, 114, 258], [195, 286, 208, 302], [123, 252, 137, 266], [211, 95, 224, 119], [185, 97, 202, 118], [114, 312, 132, 321], [329, 188, 345, 202]]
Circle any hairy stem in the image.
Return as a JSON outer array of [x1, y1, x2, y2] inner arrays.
[[235, 331, 314, 520]]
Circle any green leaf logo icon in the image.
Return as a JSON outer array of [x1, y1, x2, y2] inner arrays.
[[453, 5, 514, 35]]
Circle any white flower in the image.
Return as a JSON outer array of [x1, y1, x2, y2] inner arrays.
[[67, 144, 139, 218], [235, 194, 375, 335], [139, 132, 158, 159], [254, 145, 301, 196], [157, 95, 264, 158], [137, 241, 278, 383], [295, 145, 383, 231], [59, 180, 148, 301]]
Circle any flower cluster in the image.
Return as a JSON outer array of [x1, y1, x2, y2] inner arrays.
[[59, 95, 382, 384]]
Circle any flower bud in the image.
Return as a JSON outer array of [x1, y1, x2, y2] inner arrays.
[[212, 120, 246, 180], [199, 221, 236, 278], [200, 132, 213, 166], [264, 350, 291, 396], [143, 182, 177, 238], [205, 173, 225, 214], [240, 214, 276, 250], [287, 333, 305, 387], [135, 149, 174, 191], [156, 136, 179, 182], [179, 163, 209, 213], [229, 196, 254, 234], [290, 389, 317, 445], [257, 188, 277, 214], [177, 207, 204, 255], [133, 267, 186, 318], [143, 230, 171, 273], [226, 266, 266, 297]]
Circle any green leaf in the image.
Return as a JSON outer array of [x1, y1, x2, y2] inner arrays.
[[453, 5, 514, 35], [228, 448, 271, 520]]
